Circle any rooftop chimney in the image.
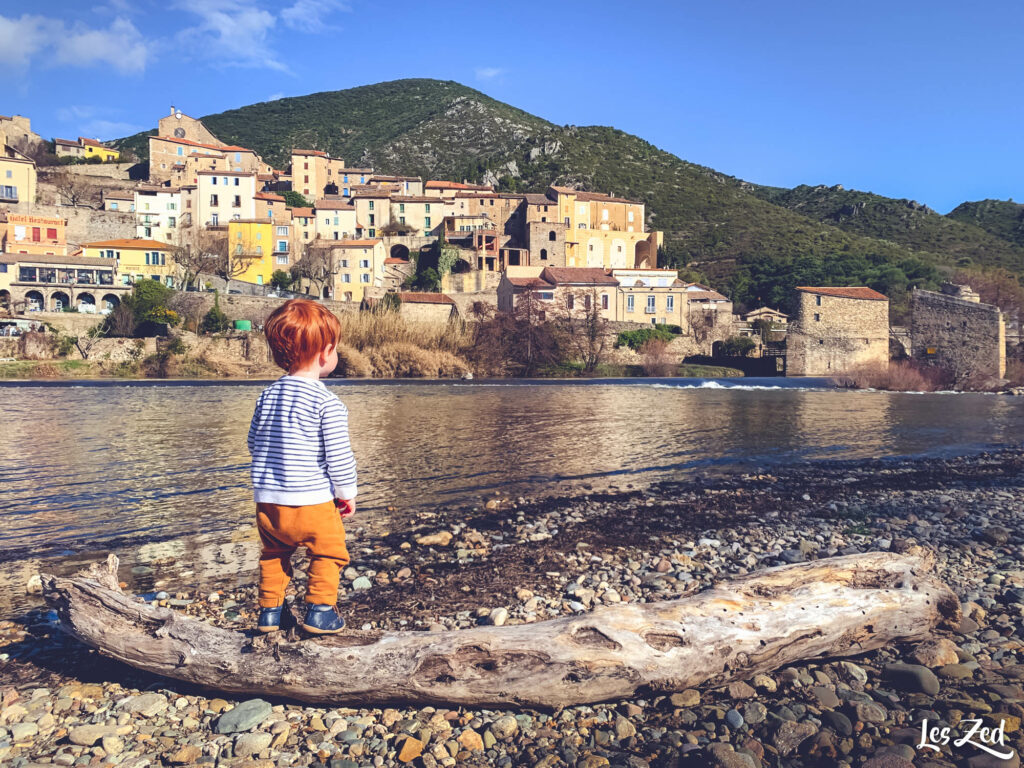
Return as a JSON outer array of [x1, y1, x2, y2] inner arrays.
[[170, 105, 176, 116]]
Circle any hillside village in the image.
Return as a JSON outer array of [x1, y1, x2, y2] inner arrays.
[[0, 108, 1018, 385]]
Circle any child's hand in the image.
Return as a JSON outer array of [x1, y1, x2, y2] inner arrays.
[[335, 498, 355, 518]]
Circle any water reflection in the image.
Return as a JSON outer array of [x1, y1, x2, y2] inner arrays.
[[1, 381, 1022, 615]]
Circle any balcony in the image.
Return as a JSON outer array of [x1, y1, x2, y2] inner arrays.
[[0, 189, 18, 204], [644, 307, 657, 314]]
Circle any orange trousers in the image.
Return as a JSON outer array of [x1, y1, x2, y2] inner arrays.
[[256, 500, 350, 608]]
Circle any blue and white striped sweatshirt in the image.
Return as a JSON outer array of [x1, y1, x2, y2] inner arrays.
[[247, 376, 358, 505]]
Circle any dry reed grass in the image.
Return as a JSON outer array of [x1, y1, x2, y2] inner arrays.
[[833, 361, 942, 392], [334, 311, 473, 377]]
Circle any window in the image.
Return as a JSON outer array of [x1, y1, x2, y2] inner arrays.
[[210, 194, 219, 206], [666, 295, 674, 312], [342, 274, 351, 283], [601, 294, 609, 310], [168, 217, 176, 228], [167, 202, 176, 211], [368, 200, 374, 210], [399, 216, 405, 224], [31, 227, 40, 241], [343, 175, 348, 183], [399, 203, 405, 213], [257, 275, 263, 285], [46, 228, 57, 240], [360, 259, 370, 268], [211, 214, 219, 225], [425, 204, 430, 213], [602, 210, 608, 220], [276, 240, 287, 252], [304, 175, 309, 183], [368, 229, 375, 238], [333, 232, 339, 240], [360, 274, 369, 283], [647, 295, 656, 312], [816, 295, 822, 306], [540, 248, 548, 261], [276, 255, 288, 265], [235, 152, 241, 163], [177, 147, 183, 156], [584, 294, 591, 310], [627, 295, 635, 312], [425, 217, 431, 228], [628, 211, 634, 222], [277, 226, 288, 236], [564, 217, 570, 226], [211, 177, 217, 185], [340, 259, 349, 268], [578, 223, 585, 229], [814, 313, 821, 322], [110, 202, 118, 211], [548, 231, 556, 241], [343, 188, 349, 196], [369, 214, 375, 225], [232, 196, 241, 208], [538, 291, 554, 300], [588, 244, 593, 251]]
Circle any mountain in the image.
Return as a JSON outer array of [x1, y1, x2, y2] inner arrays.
[[751, 184, 1024, 272], [947, 199, 1024, 250], [114, 79, 1023, 311]]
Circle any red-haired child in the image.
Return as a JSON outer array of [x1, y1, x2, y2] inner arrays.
[[247, 299, 356, 634]]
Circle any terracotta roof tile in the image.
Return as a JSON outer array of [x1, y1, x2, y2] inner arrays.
[[384, 257, 411, 264], [292, 149, 328, 157], [541, 267, 619, 286], [425, 181, 492, 190], [291, 207, 314, 217], [508, 277, 554, 289], [327, 239, 381, 248], [152, 135, 253, 153], [255, 192, 285, 202], [315, 198, 355, 210], [796, 286, 888, 301], [82, 238, 171, 249]]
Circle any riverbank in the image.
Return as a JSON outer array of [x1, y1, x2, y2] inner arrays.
[[2, 450, 1023, 767]]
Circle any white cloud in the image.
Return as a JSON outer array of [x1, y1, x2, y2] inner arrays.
[[475, 67, 504, 81], [281, 0, 350, 33], [56, 106, 142, 139], [57, 18, 149, 75], [0, 13, 149, 75], [175, 0, 288, 72], [267, 92, 286, 102]]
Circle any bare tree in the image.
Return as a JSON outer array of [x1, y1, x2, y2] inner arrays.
[[49, 169, 99, 208], [171, 228, 230, 290], [689, 308, 716, 346], [290, 242, 339, 299], [552, 288, 608, 374], [509, 290, 559, 376]]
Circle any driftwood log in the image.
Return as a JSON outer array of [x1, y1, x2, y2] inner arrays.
[[42, 551, 959, 709]]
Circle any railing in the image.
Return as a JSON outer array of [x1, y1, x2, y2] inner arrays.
[[644, 307, 657, 314]]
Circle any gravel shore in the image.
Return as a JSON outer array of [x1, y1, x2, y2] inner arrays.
[[2, 449, 1023, 768]]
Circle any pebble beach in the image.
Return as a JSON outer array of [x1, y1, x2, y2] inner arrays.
[[2, 448, 1023, 768]]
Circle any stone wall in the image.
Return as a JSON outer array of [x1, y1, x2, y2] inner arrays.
[[787, 292, 889, 376], [910, 288, 1006, 381]]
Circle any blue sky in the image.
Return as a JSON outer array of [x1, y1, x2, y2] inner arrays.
[[2, 0, 1021, 213]]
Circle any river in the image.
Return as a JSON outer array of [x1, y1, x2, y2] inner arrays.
[[2, 378, 1022, 616]]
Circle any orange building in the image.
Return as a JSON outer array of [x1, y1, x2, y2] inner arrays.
[[2, 213, 67, 256]]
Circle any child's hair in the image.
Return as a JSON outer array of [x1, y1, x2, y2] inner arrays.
[[264, 299, 341, 371]]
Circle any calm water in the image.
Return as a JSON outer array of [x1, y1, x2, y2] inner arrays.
[[2, 378, 1022, 615]]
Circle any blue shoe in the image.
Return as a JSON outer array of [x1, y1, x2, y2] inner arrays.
[[302, 604, 345, 635], [258, 606, 283, 634]]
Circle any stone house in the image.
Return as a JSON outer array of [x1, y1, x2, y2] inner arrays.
[[0, 141, 37, 210], [0, 252, 127, 313], [393, 292, 457, 322], [910, 283, 1006, 382], [786, 286, 889, 376]]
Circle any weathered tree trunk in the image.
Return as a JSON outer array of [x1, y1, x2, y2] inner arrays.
[[42, 552, 959, 709]]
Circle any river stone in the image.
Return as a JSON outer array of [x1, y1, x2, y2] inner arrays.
[[9, 722, 38, 741], [490, 715, 518, 740], [457, 728, 483, 751], [939, 663, 975, 679], [884, 662, 941, 695], [613, 715, 636, 741], [743, 702, 767, 724], [397, 735, 424, 762], [68, 724, 114, 746], [967, 753, 1020, 768], [101, 735, 124, 756], [671, 690, 700, 707], [810, 686, 840, 708], [772, 720, 817, 756], [725, 709, 744, 730], [117, 692, 169, 717], [234, 731, 272, 757], [488, 607, 509, 626], [351, 576, 372, 591], [728, 681, 756, 699], [839, 661, 868, 683], [821, 710, 853, 736], [214, 698, 272, 734], [862, 756, 914, 768], [910, 638, 960, 667], [416, 532, 452, 547], [705, 742, 756, 768], [853, 701, 888, 723]]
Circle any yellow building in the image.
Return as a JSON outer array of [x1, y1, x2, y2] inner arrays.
[[81, 238, 176, 287], [54, 137, 120, 162], [327, 239, 386, 303], [548, 186, 661, 269], [0, 143, 37, 209], [227, 219, 275, 286]]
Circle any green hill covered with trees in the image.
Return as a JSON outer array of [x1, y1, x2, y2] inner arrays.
[[114, 79, 1024, 313]]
